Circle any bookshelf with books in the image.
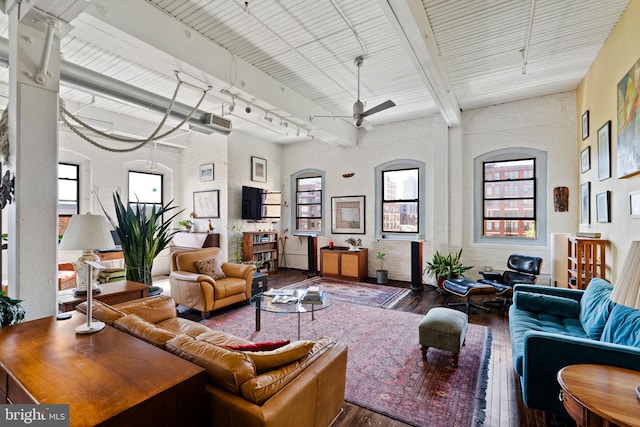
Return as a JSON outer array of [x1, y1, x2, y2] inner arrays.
[[243, 231, 279, 273]]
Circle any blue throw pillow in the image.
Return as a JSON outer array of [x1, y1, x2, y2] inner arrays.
[[600, 304, 640, 347], [579, 279, 615, 340], [515, 291, 580, 318]]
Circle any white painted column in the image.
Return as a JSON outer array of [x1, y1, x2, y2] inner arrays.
[[7, 9, 62, 319], [430, 114, 450, 251]]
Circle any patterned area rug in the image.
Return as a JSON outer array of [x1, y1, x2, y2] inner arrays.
[[281, 276, 411, 309], [203, 299, 491, 427]]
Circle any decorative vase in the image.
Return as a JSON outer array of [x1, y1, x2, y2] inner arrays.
[[348, 245, 358, 251]]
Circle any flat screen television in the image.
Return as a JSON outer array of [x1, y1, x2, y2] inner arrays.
[[241, 186, 263, 220]]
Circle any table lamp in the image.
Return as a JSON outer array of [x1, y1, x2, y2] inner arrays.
[[609, 240, 640, 398], [59, 213, 115, 334]]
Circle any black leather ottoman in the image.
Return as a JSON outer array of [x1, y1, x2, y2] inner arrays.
[[442, 278, 496, 313]]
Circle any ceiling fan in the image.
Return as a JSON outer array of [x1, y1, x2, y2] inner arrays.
[[315, 55, 396, 129]]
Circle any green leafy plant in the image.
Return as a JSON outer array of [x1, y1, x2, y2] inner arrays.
[[424, 249, 473, 281], [230, 223, 244, 263], [178, 219, 194, 228], [376, 251, 386, 271], [100, 192, 182, 286], [0, 292, 25, 327]]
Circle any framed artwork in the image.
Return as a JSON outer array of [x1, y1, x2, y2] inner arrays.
[[331, 195, 365, 234], [580, 182, 590, 225], [596, 191, 610, 223], [581, 110, 589, 140], [630, 190, 640, 218], [617, 56, 640, 178], [199, 163, 214, 182], [193, 190, 220, 218], [581, 147, 591, 173], [251, 156, 267, 183], [597, 120, 611, 181]]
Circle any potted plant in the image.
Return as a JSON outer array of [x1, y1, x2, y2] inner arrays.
[[424, 249, 473, 294], [101, 192, 182, 296], [0, 292, 25, 327], [375, 251, 388, 284], [178, 219, 194, 231], [345, 237, 362, 251]]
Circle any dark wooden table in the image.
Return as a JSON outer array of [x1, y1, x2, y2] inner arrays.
[[58, 280, 149, 312], [0, 312, 205, 426], [557, 364, 640, 427]]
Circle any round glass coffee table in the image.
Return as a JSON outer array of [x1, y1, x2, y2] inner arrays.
[[250, 289, 332, 340]]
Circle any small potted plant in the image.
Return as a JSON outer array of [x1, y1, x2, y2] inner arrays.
[[0, 291, 25, 327], [345, 237, 362, 251], [375, 251, 388, 284], [424, 248, 473, 294], [178, 219, 194, 231]]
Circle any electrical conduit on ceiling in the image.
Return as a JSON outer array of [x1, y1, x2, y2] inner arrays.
[[0, 37, 230, 135]]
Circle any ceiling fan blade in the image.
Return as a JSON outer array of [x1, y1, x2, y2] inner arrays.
[[361, 100, 396, 118]]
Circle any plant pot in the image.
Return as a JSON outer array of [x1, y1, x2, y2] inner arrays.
[[376, 270, 388, 284], [348, 245, 358, 251], [126, 264, 153, 287], [148, 285, 163, 297]]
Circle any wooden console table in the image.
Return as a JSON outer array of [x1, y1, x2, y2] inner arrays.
[[0, 313, 206, 426], [557, 364, 640, 427], [320, 247, 368, 281], [58, 280, 149, 312]]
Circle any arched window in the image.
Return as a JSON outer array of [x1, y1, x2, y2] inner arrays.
[[474, 148, 547, 245], [375, 159, 425, 239], [290, 169, 325, 235]]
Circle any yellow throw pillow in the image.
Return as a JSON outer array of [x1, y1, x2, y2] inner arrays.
[[244, 340, 315, 373], [195, 257, 227, 280]]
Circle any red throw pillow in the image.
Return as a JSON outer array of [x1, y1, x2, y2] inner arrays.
[[223, 340, 290, 352]]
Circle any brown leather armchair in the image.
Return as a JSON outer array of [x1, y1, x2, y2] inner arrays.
[[170, 248, 255, 319]]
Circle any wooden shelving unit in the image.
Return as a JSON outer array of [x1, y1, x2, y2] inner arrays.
[[567, 236, 608, 289], [243, 231, 279, 273]]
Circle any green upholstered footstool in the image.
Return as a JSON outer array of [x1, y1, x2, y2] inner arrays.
[[419, 307, 468, 367]]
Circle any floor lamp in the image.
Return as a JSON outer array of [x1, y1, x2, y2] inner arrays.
[[59, 213, 115, 334]]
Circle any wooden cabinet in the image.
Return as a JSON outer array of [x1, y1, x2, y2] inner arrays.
[[243, 231, 279, 272], [567, 236, 608, 289], [320, 247, 368, 281]]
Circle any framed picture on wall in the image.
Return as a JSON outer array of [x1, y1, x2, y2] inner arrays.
[[597, 120, 611, 181], [581, 110, 589, 140], [193, 190, 220, 218], [331, 195, 365, 234], [596, 191, 610, 223], [199, 163, 214, 182], [251, 156, 267, 183], [580, 182, 590, 225], [630, 190, 640, 218], [581, 147, 591, 173]]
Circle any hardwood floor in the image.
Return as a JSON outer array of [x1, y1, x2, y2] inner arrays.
[[266, 269, 576, 427]]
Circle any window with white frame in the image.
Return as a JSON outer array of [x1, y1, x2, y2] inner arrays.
[[474, 149, 547, 245], [291, 170, 324, 234], [128, 171, 163, 216], [375, 159, 425, 239], [58, 163, 79, 216]]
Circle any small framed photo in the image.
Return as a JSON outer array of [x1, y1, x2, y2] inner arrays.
[[580, 182, 590, 225], [581, 147, 591, 173], [597, 120, 611, 181], [581, 110, 589, 140], [630, 190, 640, 218], [331, 195, 365, 234], [251, 156, 267, 183], [596, 191, 610, 223], [199, 163, 214, 182], [193, 190, 220, 218]]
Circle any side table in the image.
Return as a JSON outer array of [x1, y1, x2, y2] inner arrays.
[[58, 280, 149, 312], [557, 364, 640, 427], [251, 272, 269, 296]]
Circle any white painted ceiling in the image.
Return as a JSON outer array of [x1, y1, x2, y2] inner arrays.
[[0, 0, 631, 147]]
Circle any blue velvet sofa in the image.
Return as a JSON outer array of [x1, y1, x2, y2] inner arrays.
[[509, 279, 640, 418]]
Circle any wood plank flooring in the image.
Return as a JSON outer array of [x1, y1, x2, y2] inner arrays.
[[266, 269, 576, 427]]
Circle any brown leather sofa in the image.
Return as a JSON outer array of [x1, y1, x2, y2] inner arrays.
[[170, 247, 255, 319], [79, 296, 348, 427]]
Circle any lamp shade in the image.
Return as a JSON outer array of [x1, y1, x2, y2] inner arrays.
[[59, 213, 116, 251], [610, 241, 640, 309]]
